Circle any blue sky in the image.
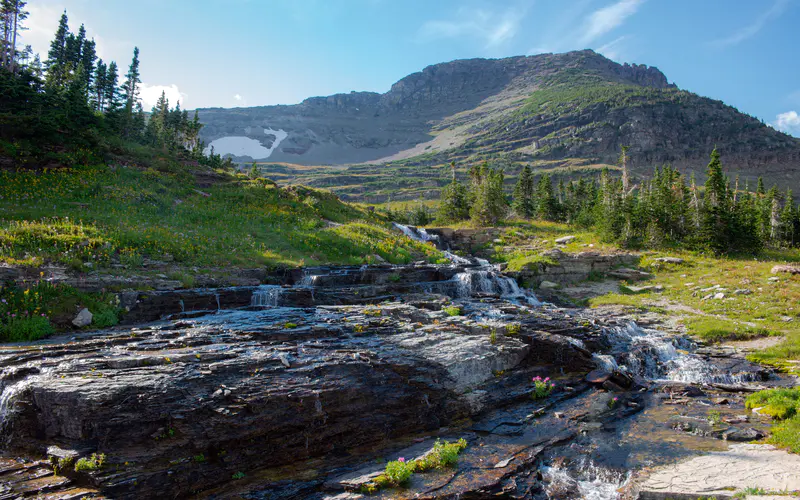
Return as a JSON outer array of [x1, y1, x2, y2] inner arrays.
[[19, 0, 800, 136]]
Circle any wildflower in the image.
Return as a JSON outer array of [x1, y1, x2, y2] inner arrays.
[[613, 397, 619, 402], [398, 457, 405, 463]]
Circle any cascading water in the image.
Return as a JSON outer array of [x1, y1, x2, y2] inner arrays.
[[599, 321, 761, 384], [250, 285, 283, 307], [543, 458, 629, 500], [393, 222, 540, 305]]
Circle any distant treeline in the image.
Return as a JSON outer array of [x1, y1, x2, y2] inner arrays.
[[389, 148, 798, 254]]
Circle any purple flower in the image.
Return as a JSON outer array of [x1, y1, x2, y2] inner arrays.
[[613, 397, 619, 401]]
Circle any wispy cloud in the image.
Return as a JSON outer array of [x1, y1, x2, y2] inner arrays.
[[710, 0, 789, 48], [579, 0, 644, 45], [597, 35, 631, 61], [418, 4, 529, 48], [773, 110, 800, 137]]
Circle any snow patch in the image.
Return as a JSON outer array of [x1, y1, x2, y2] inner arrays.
[[205, 128, 288, 160]]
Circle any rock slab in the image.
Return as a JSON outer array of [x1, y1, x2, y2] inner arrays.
[[636, 444, 800, 498]]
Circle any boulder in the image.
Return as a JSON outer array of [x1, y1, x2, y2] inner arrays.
[[771, 265, 800, 275], [722, 427, 766, 442], [539, 281, 559, 290], [72, 308, 93, 327], [653, 257, 684, 264], [607, 268, 652, 281], [554, 235, 576, 244]]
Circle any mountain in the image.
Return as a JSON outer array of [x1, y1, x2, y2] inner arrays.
[[197, 50, 800, 195]]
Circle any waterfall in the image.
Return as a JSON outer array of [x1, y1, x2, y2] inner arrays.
[[251, 285, 283, 307], [602, 322, 760, 384], [392, 223, 439, 243], [452, 269, 540, 305]]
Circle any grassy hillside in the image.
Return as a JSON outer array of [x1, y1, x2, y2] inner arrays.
[[0, 141, 443, 272]]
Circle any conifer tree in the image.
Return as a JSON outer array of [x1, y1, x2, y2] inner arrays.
[[511, 165, 535, 218]]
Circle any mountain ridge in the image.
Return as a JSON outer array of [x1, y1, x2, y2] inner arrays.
[[197, 50, 800, 192]]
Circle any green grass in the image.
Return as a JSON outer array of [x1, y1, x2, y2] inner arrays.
[[684, 316, 772, 343], [746, 388, 800, 420], [746, 388, 800, 454], [0, 280, 120, 342], [0, 144, 444, 270]]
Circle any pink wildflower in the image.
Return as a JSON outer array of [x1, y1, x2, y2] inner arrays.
[[398, 457, 405, 463]]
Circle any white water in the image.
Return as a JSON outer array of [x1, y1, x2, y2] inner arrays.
[[601, 322, 759, 384], [543, 459, 629, 500], [392, 223, 540, 305], [204, 127, 288, 160], [251, 285, 284, 307]]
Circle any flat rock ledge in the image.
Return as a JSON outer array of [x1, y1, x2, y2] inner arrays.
[[633, 444, 800, 499]]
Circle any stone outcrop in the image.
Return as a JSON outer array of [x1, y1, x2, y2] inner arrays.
[[508, 248, 640, 285]]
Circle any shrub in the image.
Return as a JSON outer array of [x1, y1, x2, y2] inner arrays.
[[489, 328, 497, 344], [384, 458, 415, 485], [74, 453, 105, 472], [506, 323, 521, 335], [284, 322, 298, 329], [1, 315, 55, 342], [707, 410, 722, 426], [417, 438, 468, 470], [531, 376, 555, 400], [443, 305, 462, 316], [92, 309, 119, 328]]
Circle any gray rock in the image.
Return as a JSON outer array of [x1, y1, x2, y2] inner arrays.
[[653, 257, 684, 264], [539, 281, 559, 289], [554, 235, 576, 244], [771, 265, 800, 275], [713, 292, 726, 300], [72, 308, 93, 327], [734, 289, 752, 295]]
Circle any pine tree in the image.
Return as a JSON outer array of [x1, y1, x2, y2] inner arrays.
[[92, 59, 106, 111], [45, 10, 69, 87], [81, 37, 96, 88], [511, 165, 535, 218], [437, 162, 469, 222], [535, 174, 557, 221], [780, 190, 796, 247], [699, 149, 734, 253], [1, 0, 28, 73], [104, 61, 119, 111]]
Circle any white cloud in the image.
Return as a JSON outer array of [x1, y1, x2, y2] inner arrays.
[[234, 94, 243, 101], [580, 0, 644, 45], [710, 0, 789, 48], [140, 84, 188, 109], [773, 111, 800, 136], [18, 3, 62, 58], [597, 35, 630, 61], [418, 5, 527, 48], [19, 3, 133, 64]]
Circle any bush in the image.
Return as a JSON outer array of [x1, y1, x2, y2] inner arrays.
[[74, 453, 105, 472], [443, 305, 462, 316], [417, 438, 468, 470], [384, 458, 415, 485], [92, 309, 119, 328], [1, 315, 55, 342]]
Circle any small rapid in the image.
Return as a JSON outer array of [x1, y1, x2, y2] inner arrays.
[[392, 223, 540, 305], [596, 321, 763, 385]]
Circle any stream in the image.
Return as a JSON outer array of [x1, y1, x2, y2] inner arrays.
[[0, 225, 787, 499]]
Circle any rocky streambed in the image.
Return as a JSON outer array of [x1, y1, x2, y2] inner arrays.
[[0, 237, 792, 499]]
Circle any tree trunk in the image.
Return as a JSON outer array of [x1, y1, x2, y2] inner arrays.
[[10, 1, 18, 73]]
